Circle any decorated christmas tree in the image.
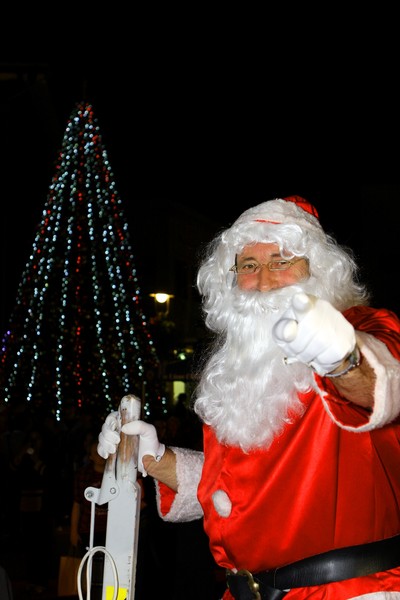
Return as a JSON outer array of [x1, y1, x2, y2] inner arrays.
[[0, 102, 163, 422]]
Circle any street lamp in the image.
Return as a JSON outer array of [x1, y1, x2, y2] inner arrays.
[[150, 292, 174, 318]]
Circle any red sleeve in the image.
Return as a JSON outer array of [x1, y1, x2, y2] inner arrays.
[[316, 305, 400, 425], [158, 481, 177, 516], [343, 305, 400, 359]]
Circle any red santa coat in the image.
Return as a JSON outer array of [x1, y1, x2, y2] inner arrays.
[[158, 306, 400, 598]]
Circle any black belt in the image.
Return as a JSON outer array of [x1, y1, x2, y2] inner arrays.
[[226, 534, 400, 600]]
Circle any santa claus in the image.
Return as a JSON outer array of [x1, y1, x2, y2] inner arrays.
[[99, 196, 400, 599]]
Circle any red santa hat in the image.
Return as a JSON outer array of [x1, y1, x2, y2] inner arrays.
[[232, 195, 322, 235]]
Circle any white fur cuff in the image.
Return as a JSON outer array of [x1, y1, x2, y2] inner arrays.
[[155, 446, 204, 522], [320, 330, 400, 431]]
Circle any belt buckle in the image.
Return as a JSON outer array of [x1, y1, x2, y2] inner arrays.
[[236, 569, 261, 600]]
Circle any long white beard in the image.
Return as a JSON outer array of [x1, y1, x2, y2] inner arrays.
[[194, 281, 319, 451]]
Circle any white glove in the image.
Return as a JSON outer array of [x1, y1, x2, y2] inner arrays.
[[121, 420, 166, 477], [97, 411, 121, 459], [272, 292, 356, 376]]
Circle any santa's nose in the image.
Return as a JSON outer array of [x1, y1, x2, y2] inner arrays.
[[255, 265, 282, 291]]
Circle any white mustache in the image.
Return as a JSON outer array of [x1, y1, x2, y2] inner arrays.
[[230, 281, 315, 317]]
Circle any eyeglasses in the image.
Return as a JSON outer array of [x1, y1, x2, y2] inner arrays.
[[229, 257, 304, 275]]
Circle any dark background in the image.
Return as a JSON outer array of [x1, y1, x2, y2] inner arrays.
[[1, 61, 399, 334], [0, 55, 399, 600]]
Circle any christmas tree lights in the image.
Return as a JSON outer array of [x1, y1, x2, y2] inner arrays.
[[0, 102, 162, 421]]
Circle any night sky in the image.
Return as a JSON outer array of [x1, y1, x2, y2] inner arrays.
[[1, 62, 399, 333]]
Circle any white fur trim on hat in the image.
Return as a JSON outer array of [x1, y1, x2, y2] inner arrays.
[[233, 198, 322, 235]]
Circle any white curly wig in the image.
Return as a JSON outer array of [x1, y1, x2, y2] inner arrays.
[[193, 196, 369, 451]]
